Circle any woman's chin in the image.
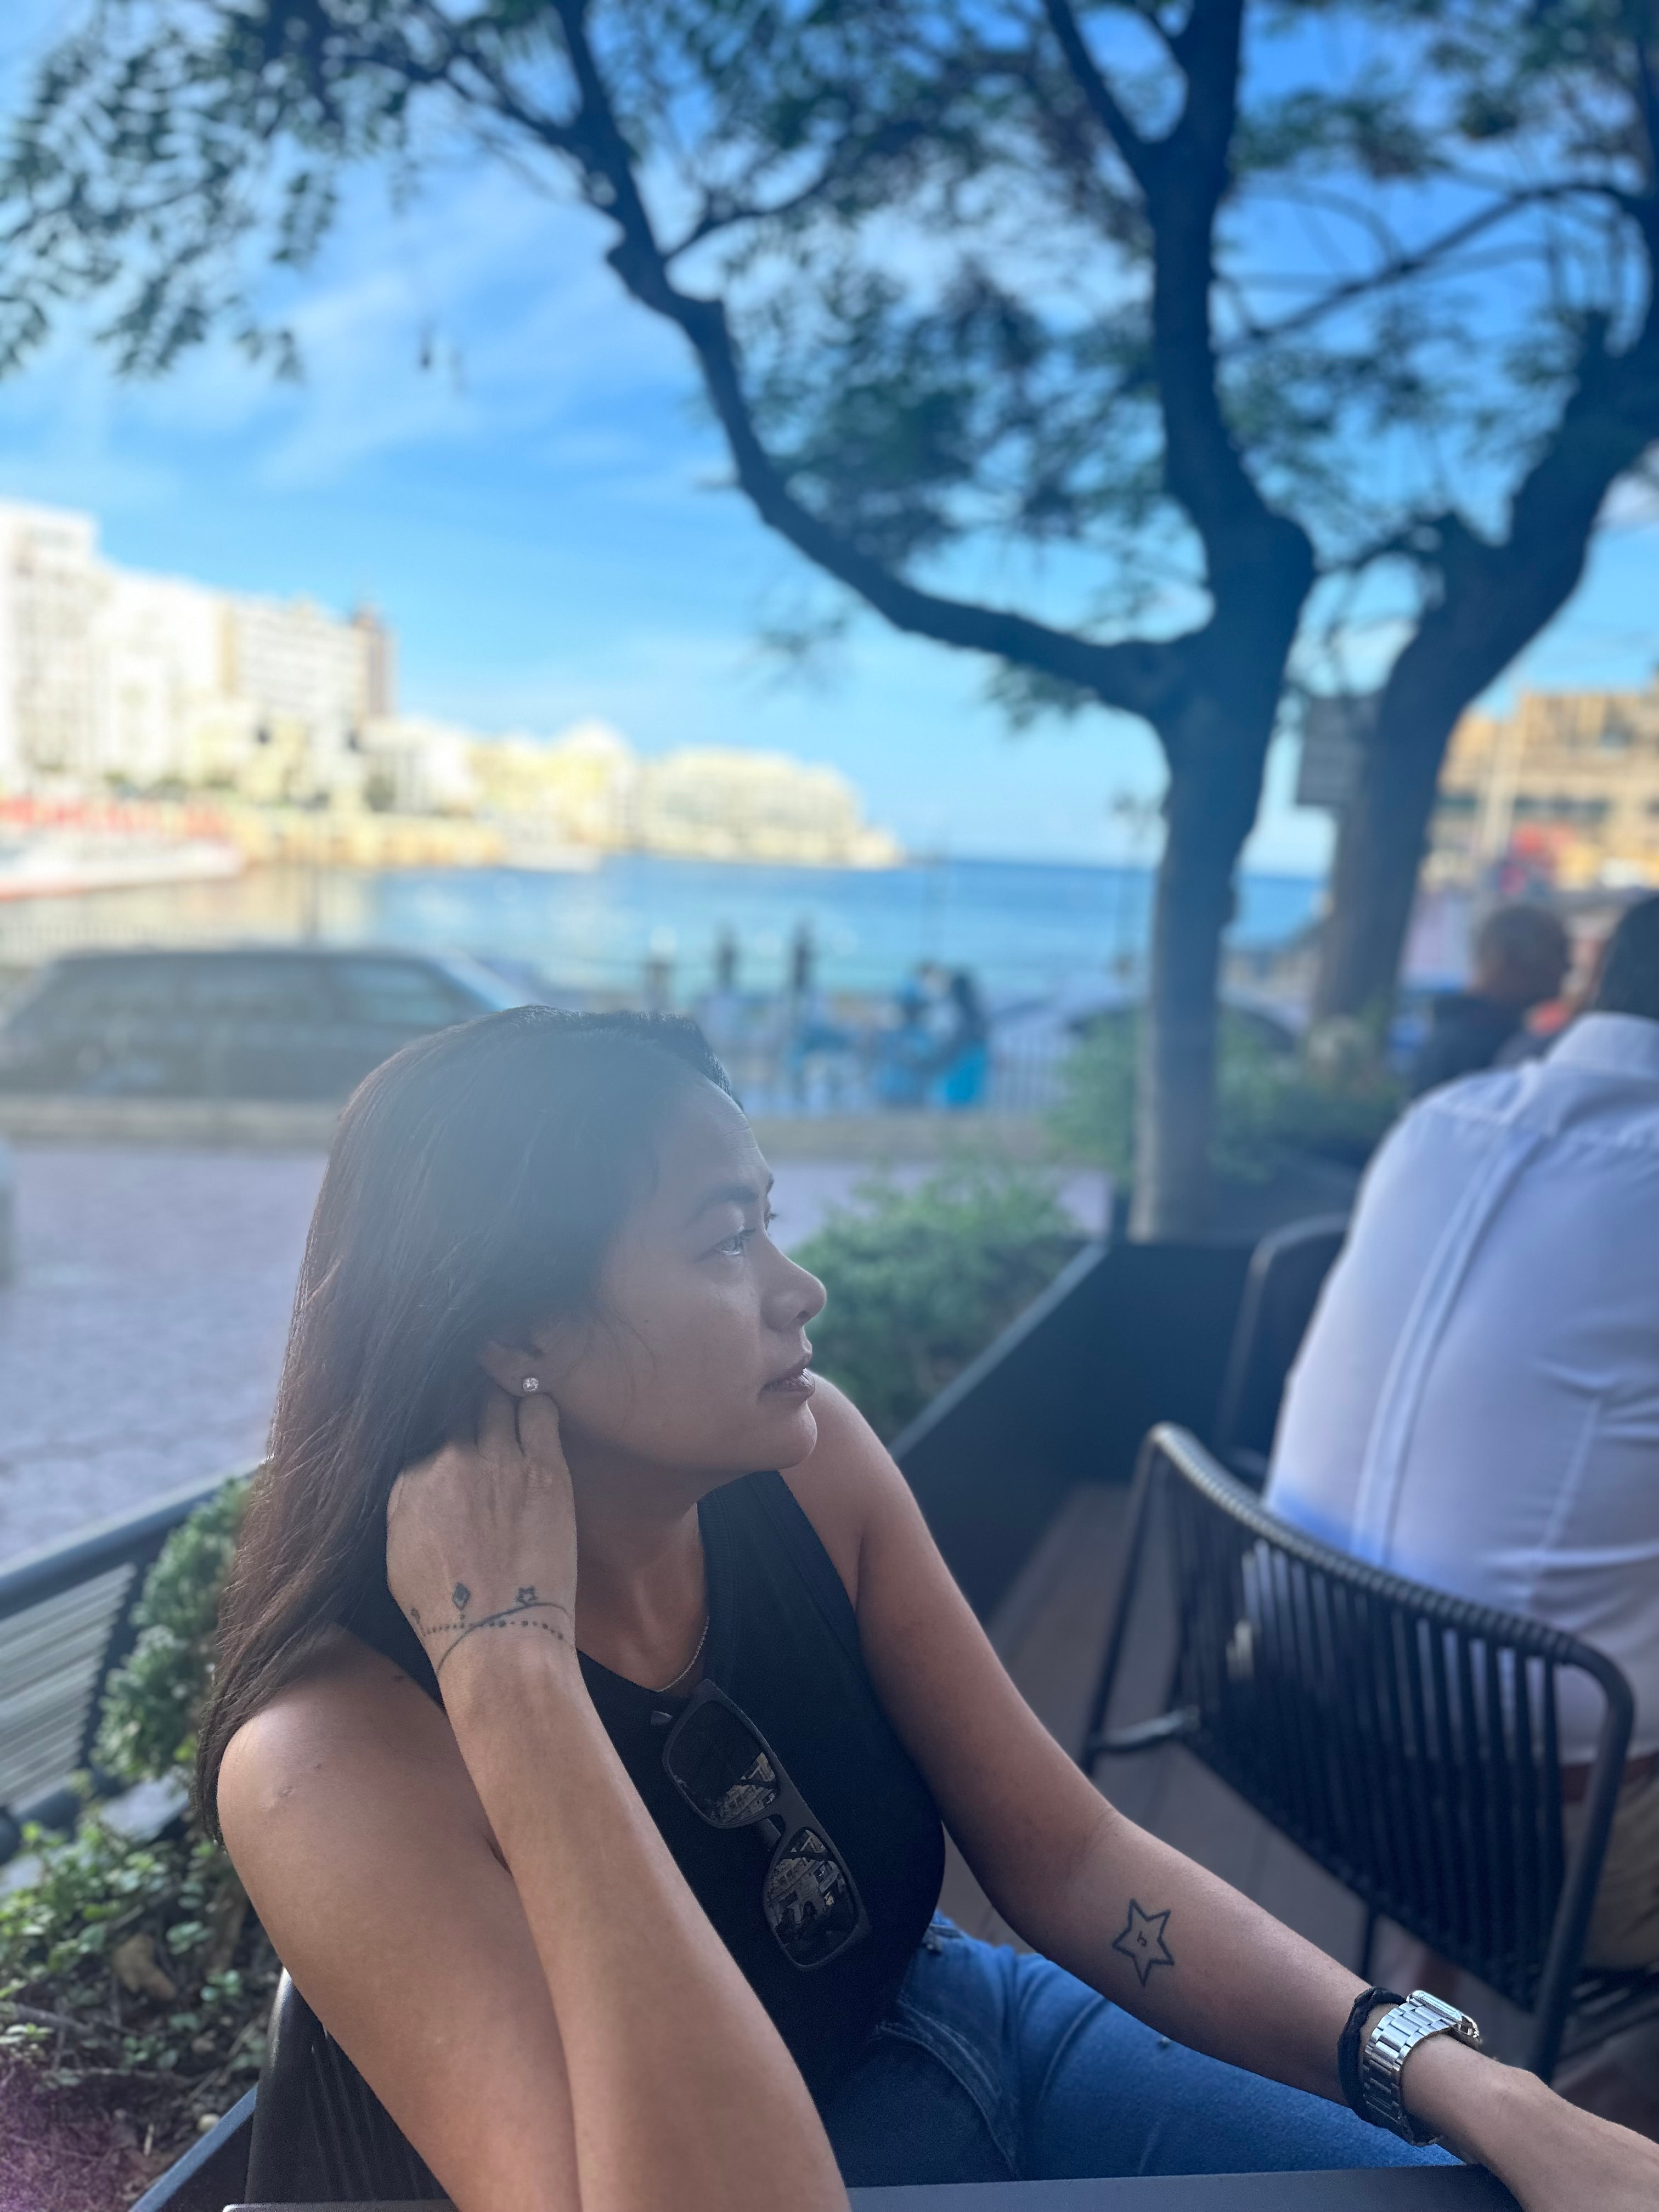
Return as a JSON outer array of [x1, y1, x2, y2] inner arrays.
[[765, 1400, 820, 1469]]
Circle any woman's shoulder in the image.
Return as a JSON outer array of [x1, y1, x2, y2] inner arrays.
[[217, 1627, 474, 1854], [775, 1378, 915, 1616]]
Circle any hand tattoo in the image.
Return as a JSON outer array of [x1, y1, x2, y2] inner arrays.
[[1112, 1900, 1175, 1987]]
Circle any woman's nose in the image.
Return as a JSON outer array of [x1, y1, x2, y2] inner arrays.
[[769, 1249, 826, 1325]]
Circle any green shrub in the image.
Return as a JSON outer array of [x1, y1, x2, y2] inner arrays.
[[0, 1816, 275, 2104], [0, 1479, 270, 2193], [794, 1162, 1079, 1441], [95, 1479, 247, 1788], [1050, 1011, 1403, 1185]]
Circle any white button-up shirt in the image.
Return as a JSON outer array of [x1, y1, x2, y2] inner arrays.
[[1267, 1013, 1659, 1760]]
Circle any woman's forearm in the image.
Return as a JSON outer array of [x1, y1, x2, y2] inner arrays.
[[442, 1637, 843, 2212], [1023, 1802, 1650, 2203], [1026, 1801, 1366, 2099]]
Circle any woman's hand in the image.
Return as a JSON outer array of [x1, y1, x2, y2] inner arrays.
[[1493, 2081, 1659, 2212], [386, 1387, 579, 1692], [1410, 2037, 1659, 2211]]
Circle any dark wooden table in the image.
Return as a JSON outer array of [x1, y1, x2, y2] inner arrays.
[[228, 2166, 1520, 2209]]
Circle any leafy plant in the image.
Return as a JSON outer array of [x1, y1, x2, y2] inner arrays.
[[95, 1479, 247, 1788], [1051, 1012, 1403, 1186], [0, 1480, 269, 2202], [795, 1163, 1079, 1441], [0, 1819, 274, 2097]]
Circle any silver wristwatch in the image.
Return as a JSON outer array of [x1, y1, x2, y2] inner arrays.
[[1360, 1989, 1483, 2145]]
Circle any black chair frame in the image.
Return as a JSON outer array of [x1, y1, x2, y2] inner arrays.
[[1082, 1426, 1659, 2080], [249, 1972, 446, 2203], [1209, 1215, 1347, 1489]]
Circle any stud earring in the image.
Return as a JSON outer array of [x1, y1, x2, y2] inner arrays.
[[521, 1376, 540, 1394]]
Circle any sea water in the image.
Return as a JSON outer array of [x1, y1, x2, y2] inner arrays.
[[0, 853, 1323, 1003]]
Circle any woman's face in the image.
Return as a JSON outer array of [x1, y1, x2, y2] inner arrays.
[[532, 1081, 827, 1485]]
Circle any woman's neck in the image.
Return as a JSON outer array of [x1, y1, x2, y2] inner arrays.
[[565, 1444, 709, 1687]]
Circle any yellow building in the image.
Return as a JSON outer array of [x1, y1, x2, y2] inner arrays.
[[1431, 679, 1659, 890]]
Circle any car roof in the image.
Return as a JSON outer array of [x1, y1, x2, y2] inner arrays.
[[52, 945, 442, 967]]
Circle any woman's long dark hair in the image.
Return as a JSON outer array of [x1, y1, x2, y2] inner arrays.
[[195, 1007, 732, 1835]]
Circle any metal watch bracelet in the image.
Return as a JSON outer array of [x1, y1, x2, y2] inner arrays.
[[1359, 1989, 1484, 2146]]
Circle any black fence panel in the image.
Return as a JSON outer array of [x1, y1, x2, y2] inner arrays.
[[892, 1240, 1252, 1621]]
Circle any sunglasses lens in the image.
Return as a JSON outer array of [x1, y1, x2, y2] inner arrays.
[[763, 1828, 864, 1968], [664, 1701, 781, 1826]]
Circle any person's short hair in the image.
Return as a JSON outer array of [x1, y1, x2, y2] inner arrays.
[[1472, 902, 1570, 1000], [1591, 895, 1659, 1022]]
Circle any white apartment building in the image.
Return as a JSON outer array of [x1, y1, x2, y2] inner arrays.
[[0, 499, 393, 797]]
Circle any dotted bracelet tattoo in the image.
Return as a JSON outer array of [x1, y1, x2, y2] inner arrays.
[[407, 1585, 575, 1678], [435, 1614, 572, 1675]]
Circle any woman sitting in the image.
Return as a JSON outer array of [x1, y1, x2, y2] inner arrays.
[[205, 1008, 1657, 2212]]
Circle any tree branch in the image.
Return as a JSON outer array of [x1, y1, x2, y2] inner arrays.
[[1241, 180, 1633, 348], [501, 0, 1190, 725], [1377, 266, 1659, 746], [1041, 0, 1157, 192]]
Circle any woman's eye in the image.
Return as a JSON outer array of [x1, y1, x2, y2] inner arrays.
[[713, 1210, 774, 1257]]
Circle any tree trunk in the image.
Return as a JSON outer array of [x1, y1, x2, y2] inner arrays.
[[1131, 703, 1276, 1239], [1313, 701, 1454, 1025], [1314, 302, 1659, 1023]]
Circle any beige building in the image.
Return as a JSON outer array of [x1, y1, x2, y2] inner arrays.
[[0, 498, 394, 800], [0, 500, 900, 866], [1431, 679, 1659, 890], [471, 720, 638, 849], [633, 746, 901, 867], [469, 721, 902, 868]]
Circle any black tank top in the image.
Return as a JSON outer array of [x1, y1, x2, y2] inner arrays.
[[348, 1470, 944, 2104]]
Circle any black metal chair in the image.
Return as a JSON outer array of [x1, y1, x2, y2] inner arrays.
[[1209, 1215, 1348, 1489], [247, 1972, 445, 2203], [1082, 1425, 1659, 2079]]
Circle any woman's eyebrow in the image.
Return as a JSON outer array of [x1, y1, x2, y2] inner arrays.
[[687, 1175, 775, 1224]]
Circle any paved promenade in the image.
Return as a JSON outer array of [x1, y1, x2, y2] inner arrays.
[[0, 1142, 1109, 1565], [0, 1148, 325, 1562]]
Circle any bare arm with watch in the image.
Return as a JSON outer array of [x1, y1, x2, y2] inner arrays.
[[794, 1380, 1659, 2212]]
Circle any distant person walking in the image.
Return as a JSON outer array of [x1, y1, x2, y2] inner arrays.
[[1408, 901, 1569, 1097], [1269, 894, 1659, 1971], [789, 919, 817, 1001]]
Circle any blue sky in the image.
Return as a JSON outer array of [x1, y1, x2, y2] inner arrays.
[[0, 21, 1654, 873]]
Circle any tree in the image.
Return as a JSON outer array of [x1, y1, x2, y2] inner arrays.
[[1312, 5, 1659, 1023], [3, 2, 1655, 1228]]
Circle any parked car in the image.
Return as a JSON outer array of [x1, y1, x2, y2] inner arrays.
[[0, 946, 534, 1101]]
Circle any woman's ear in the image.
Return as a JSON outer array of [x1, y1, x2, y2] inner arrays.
[[477, 1331, 556, 1398]]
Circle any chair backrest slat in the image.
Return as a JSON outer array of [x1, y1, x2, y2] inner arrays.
[[0, 1565, 136, 1812], [1210, 1216, 1348, 1483]]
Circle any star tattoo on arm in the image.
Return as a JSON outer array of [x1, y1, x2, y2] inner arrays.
[[1112, 1899, 1175, 1987]]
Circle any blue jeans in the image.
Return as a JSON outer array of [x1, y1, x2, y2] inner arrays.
[[822, 1920, 1458, 2187]]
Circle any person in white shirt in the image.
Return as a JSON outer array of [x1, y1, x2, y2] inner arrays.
[[1268, 894, 1659, 1970]]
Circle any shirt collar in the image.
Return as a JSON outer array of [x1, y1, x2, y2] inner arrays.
[[1547, 1012, 1659, 1082]]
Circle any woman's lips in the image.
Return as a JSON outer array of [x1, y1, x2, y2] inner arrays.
[[761, 1359, 816, 1400]]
